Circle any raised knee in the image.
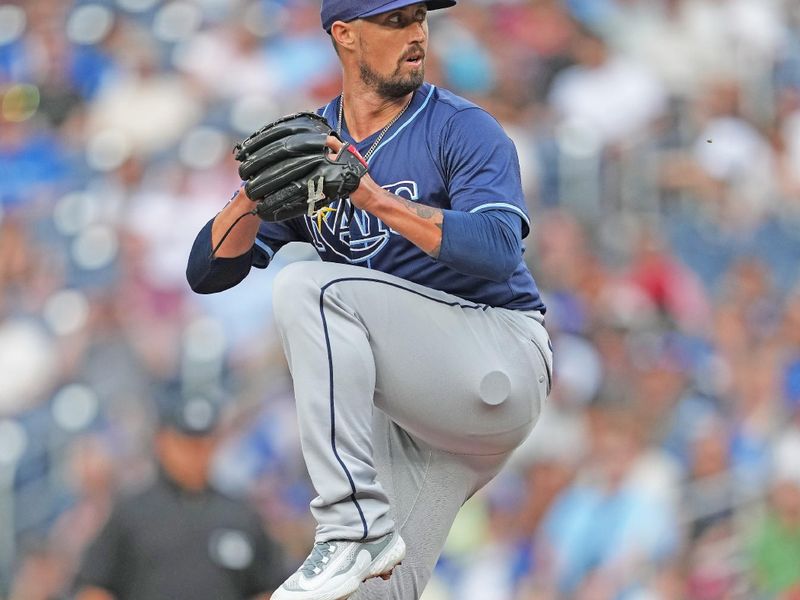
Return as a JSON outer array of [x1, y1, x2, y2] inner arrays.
[[272, 261, 325, 327]]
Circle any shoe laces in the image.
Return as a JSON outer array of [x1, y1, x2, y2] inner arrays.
[[300, 541, 338, 578]]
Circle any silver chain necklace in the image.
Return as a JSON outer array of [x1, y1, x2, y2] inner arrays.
[[337, 94, 413, 162]]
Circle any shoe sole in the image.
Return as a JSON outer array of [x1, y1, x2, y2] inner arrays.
[[368, 561, 402, 583], [275, 535, 406, 600], [340, 533, 407, 600]]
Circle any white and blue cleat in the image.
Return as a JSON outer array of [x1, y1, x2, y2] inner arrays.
[[272, 531, 406, 600]]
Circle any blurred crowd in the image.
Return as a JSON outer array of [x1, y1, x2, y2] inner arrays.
[[2, 0, 800, 598]]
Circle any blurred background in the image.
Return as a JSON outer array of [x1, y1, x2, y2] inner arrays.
[[2, 0, 800, 598]]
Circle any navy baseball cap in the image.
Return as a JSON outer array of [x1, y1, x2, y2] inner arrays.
[[158, 394, 222, 437], [322, 0, 457, 33]]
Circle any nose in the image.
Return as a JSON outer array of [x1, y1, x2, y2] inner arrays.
[[409, 20, 426, 45]]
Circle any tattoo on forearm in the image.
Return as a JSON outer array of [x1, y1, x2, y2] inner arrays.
[[380, 189, 444, 257], [405, 201, 438, 219]]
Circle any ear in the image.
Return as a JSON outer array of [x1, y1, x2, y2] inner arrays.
[[331, 21, 357, 52]]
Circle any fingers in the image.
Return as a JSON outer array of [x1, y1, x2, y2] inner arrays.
[[238, 133, 328, 180], [326, 134, 345, 155], [235, 113, 333, 160]]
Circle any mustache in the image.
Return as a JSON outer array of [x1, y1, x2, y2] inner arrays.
[[400, 45, 426, 62]]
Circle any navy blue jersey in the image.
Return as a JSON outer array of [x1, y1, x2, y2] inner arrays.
[[252, 83, 545, 312]]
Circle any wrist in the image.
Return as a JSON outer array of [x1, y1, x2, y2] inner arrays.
[[350, 175, 382, 212], [235, 188, 259, 210]]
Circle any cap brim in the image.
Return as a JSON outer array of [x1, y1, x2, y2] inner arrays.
[[359, 0, 456, 19], [164, 424, 217, 437]]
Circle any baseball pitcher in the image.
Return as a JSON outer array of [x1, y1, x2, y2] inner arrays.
[[187, 1, 553, 598]]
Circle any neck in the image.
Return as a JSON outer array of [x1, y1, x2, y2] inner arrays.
[[341, 74, 414, 142], [160, 463, 207, 492]]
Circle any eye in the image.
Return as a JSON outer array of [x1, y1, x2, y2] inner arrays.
[[386, 12, 403, 26], [415, 8, 427, 22]]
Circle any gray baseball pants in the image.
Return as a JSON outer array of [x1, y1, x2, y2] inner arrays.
[[272, 261, 552, 599]]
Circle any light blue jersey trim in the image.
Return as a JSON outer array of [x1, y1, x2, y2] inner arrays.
[[322, 100, 336, 123], [254, 238, 275, 259], [469, 203, 531, 227], [367, 85, 436, 164]]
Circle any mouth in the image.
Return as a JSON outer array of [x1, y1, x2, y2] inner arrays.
[[403, 51, 425, 67]]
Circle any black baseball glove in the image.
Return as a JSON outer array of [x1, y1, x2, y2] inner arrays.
[[233, 112, 369, 222]]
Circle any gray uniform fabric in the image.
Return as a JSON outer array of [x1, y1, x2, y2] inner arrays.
[[272, 260, 552, 597]]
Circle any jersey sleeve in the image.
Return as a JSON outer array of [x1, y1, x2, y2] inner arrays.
[[252, 220, 302, 268], [439, 208, 523, 282], [440, 108, 531, 238]]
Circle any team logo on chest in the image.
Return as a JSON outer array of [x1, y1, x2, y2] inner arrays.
[[305, 180, 419, 264]]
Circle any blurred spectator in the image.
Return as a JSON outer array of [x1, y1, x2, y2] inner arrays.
[[747, 474, 800, 597], [74, 393, 285, 600], [776, 89, 800, 205], [683, 417, 739, 554], [548, 23, 667, 149], [0, 317, 57, 416], [625, 222, 712, 332], [684, 518, 740, 600], [659, 79, 776, 224], [8, 540, 71, 600], [533, 408, 679, 597], [614, 0, 784, 101], [0, 119, 70, 207], [8, 436, 118, 600], [53, 436, 118, 562], [86, 24, 202, 159], [685, 417, 747, 600], [174, 7, 279, 102]]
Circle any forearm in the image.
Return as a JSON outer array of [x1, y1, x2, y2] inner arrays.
[[187, 190, 263, 294], [352, 177, 444, 257], [211, 189, 262, 258]]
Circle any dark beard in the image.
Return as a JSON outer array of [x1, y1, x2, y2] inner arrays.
[[359, 60, 424, 100]]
